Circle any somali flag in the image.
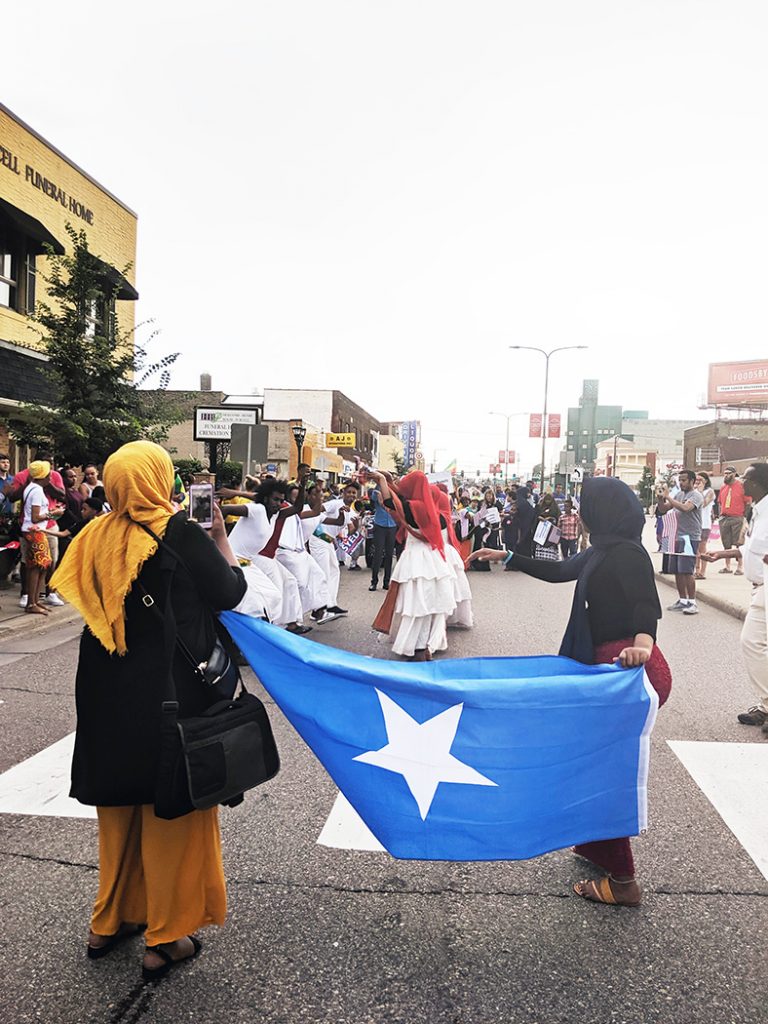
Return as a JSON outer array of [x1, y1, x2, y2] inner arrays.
[[221, 614, 658, 861]]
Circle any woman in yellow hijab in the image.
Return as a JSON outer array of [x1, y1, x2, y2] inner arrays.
[[53, 441, 246, 981]]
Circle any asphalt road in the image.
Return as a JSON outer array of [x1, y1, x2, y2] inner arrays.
[[0, 566, 765, 1024]]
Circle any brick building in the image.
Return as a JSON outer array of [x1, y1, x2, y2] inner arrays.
[[0, 103, 138, 469]]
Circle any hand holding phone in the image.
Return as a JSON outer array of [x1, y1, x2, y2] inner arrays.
[[189, 483, 214, 529]]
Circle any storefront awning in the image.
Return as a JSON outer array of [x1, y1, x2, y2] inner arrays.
[[91, 255, 139, 301], [0, 198, 65, 255], [303, 446, 344, 474]]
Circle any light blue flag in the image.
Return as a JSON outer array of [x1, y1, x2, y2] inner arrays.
[[221, 613, 659, 861]]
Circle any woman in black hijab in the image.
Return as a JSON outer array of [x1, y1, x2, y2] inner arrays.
[[469, 477, 671, 907], [505, 485, 536, 559]]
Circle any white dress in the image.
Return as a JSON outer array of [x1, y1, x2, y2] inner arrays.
[[305, 509, 341, 607], [443, 530, 473, 628], [390, 531, 457, 656]]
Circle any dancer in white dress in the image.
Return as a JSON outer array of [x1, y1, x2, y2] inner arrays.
[[431, 484, 473, 628], [303, 482, 348, 615], [369, 470, 456, 660], [276, 482, 337, 623]]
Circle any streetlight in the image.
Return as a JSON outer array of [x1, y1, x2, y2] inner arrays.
[[509, 345, 587, 490], [291, 422, 307, 474], [488, 412, 515, 486]]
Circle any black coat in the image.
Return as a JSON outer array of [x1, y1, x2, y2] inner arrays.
[[70, 513, 247, 806]]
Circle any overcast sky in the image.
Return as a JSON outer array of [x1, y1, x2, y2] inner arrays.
[[5, 1, 767, 474]]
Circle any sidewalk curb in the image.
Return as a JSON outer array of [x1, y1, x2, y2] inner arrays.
[[654, 571, 747, 622], [0, 606, 82, 640]]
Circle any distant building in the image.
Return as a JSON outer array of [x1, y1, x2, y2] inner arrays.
[[559, 380, 705, 485], [563, 380, 622, 472], [0, 103, 138, 470], [684, 419, 768, 480], [263, 389, 381, 467]]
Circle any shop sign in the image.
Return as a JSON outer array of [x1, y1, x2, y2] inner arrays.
[[327, 432, 356, 447], [402, 421, 419, 467], [194, 406, 257, 440], [0, 141, 95, 224]]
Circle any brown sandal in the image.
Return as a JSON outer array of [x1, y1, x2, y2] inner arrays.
[[573, 875, 641, 906]]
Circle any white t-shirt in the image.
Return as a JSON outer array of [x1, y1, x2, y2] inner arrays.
[[22, 482, 48, 533], [228, 502, 276, 560], [321, 498, 345, 538], [700, 488, 714, 530], [278, 513, 306, 551]]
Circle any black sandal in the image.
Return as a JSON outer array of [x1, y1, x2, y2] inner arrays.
[[87, 923, 146, 960], [142, 935, 202, 982]]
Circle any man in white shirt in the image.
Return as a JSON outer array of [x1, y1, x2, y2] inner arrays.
[[703, 463, 768, 730], [220, 479, 309, 633]]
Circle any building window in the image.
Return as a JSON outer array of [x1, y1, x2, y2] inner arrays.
[[24, 254, 36, 314], [0, 247, 16, 309]]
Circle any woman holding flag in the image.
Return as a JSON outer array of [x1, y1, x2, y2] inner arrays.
[[469, 476, 670, 907]]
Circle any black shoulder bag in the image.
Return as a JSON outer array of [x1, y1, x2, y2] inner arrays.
[[141, 522, 280, 820]]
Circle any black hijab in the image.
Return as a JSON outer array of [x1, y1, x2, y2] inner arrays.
[[559, 477, 660, 664], [511, 485, 536, 545]]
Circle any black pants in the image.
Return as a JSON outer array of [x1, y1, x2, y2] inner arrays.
[[371, 524, 397, 584]]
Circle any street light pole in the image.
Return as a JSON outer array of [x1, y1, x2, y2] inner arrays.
[[291, 422, 307, 477], [488, 412, 513, 486], [509, 345, 588, 491]]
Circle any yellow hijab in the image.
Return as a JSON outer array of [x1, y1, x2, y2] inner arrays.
[[51, 440, 177, 654]]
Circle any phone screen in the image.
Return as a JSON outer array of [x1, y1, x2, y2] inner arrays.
[[188, 483, 214, 528]]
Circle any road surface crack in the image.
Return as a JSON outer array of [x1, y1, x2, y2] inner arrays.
[[0, 848, 96, 870], [229, 875, 768, 899]]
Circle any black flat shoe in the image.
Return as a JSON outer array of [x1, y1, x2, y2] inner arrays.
[[142, 936, 202, 982], [368, 583, 377, 591], [382, 582, 389, 590], [287, 623, 313, 635], [87, 924, 146, 960]]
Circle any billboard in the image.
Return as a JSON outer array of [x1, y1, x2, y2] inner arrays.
[[708, 360, 768, 406], [529, 413, 542, 438], [547, 414, 561, 438]]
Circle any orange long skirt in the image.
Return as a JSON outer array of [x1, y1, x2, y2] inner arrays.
[[91, 805, 226, 946]]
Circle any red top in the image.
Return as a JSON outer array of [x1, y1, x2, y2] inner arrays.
[[719, 480, 746, 517]]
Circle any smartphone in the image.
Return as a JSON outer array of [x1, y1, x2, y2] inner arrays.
[[188, 483, 214, 528]]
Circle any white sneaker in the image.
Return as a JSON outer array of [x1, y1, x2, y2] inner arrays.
[[41, 593, 65, 607], [667, 599, 689, 611], [18, 594, 28, 608], [683, 601, 699, 615]]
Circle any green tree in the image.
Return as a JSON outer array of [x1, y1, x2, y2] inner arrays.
[[637, 465, 656, 508], [8, 224, 185, 466], [393, 451, 406, 476]]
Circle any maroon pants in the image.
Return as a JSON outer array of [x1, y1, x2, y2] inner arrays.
[[573, 640, 671, 877]]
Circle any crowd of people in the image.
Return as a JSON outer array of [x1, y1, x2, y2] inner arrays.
[[4, 437, 766, 984]]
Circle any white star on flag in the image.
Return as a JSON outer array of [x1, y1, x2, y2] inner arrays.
[[353, 689, 498, 820]]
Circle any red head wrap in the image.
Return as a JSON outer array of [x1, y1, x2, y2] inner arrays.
[[430, 485, 461, 553], [389, 472, 445, 558]]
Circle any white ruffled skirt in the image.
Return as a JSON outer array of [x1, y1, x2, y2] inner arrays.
[[390, 533, 457, 656], [445, 542, 473, 628]]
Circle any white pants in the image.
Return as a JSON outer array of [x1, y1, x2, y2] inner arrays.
[[250, 554, 304, 627], [276, 549, 330, 614], [741, 585, 768, 713], [308, 535, 340, 607], [234, 562, 283, 622]]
